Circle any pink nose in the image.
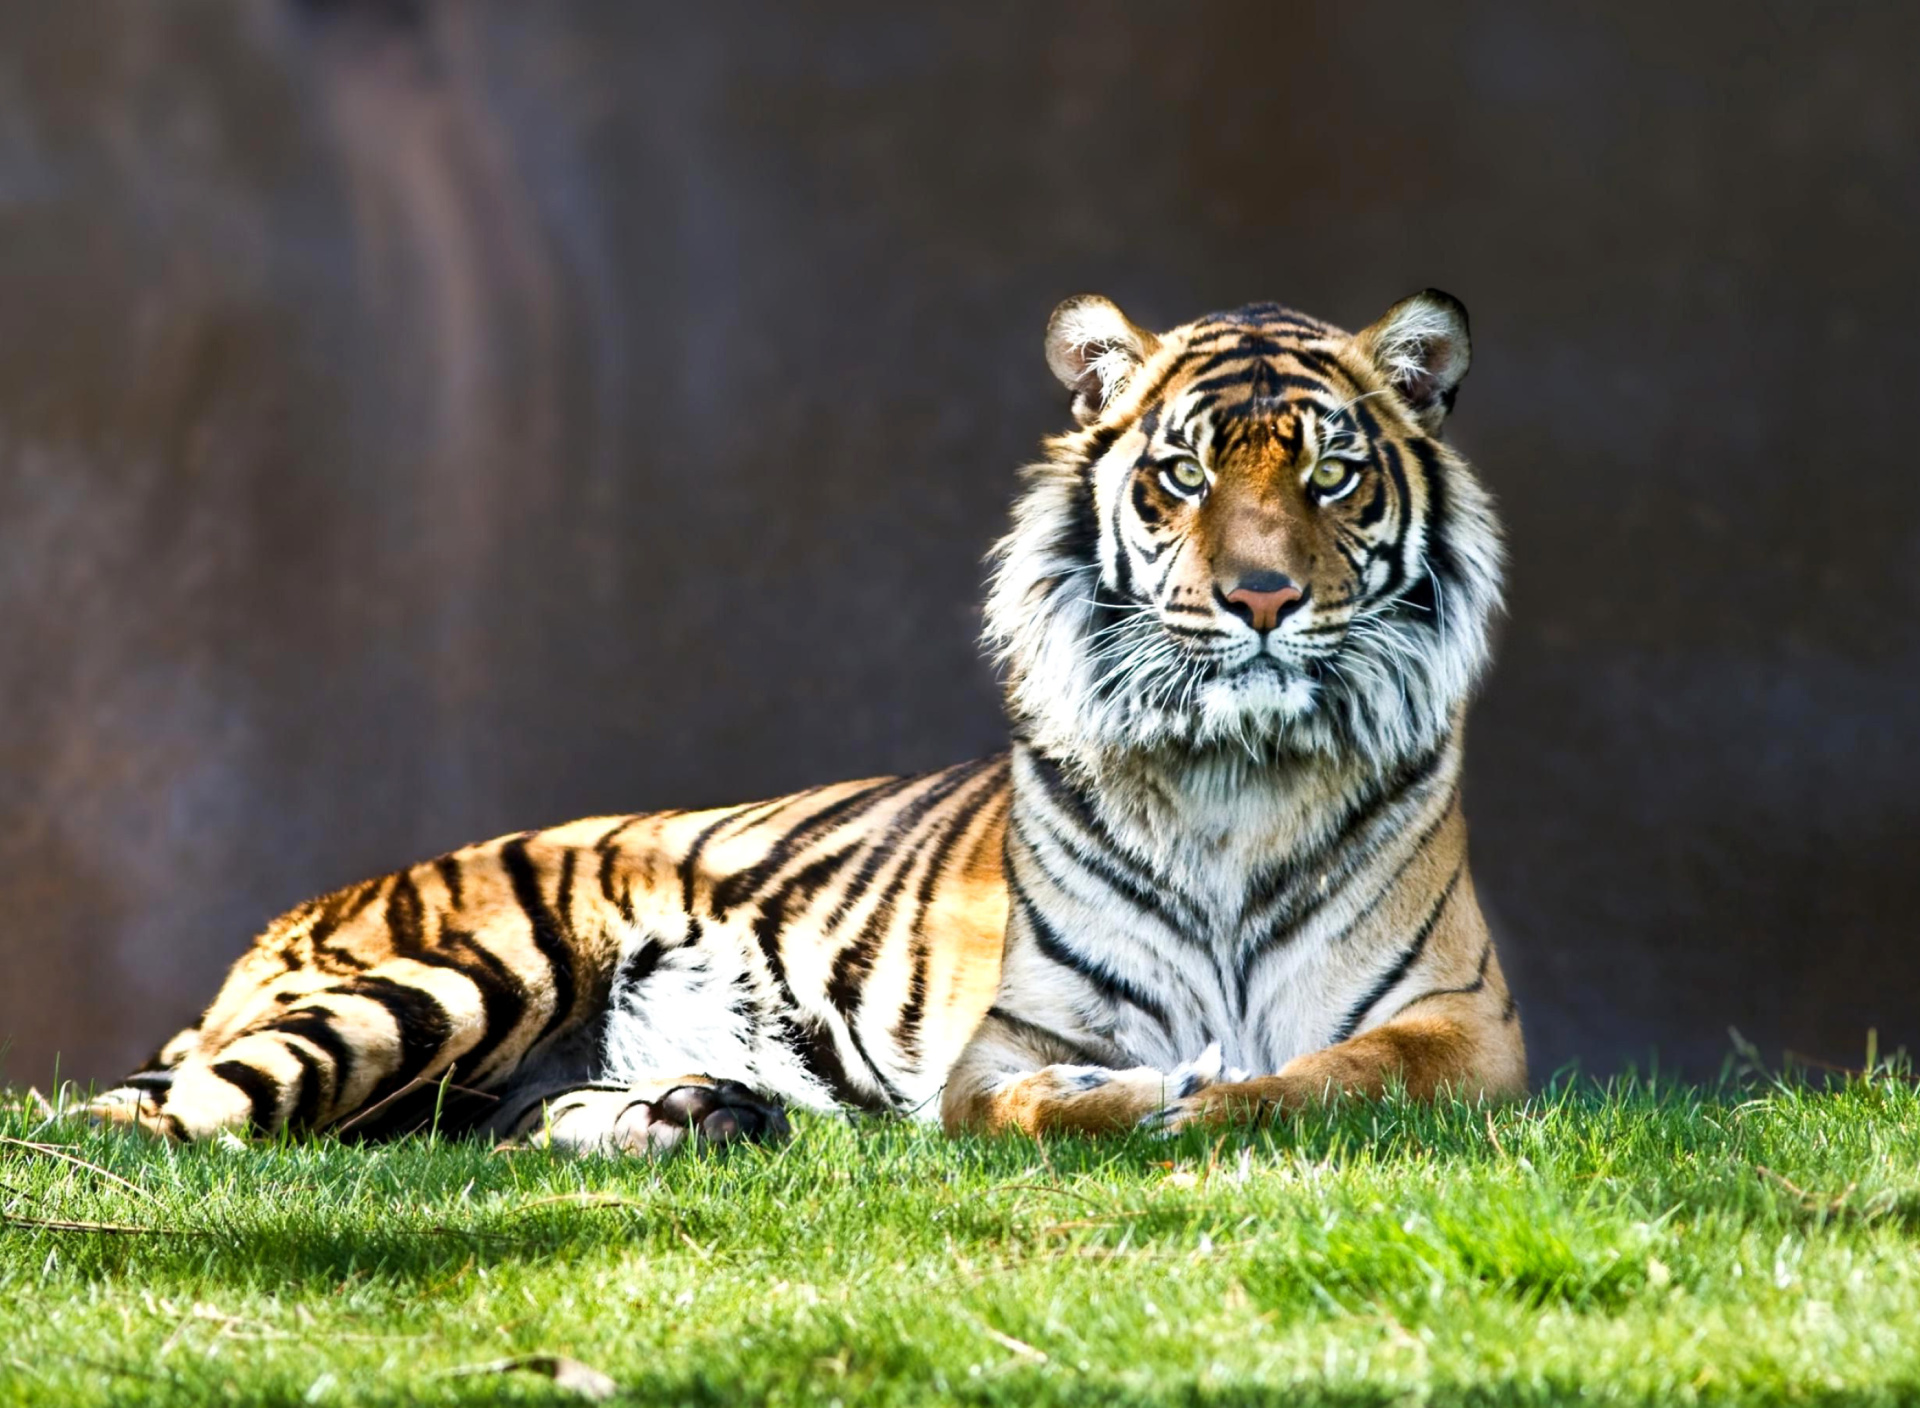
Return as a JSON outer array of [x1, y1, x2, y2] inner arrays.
[[1225, 580, 1304, 632]]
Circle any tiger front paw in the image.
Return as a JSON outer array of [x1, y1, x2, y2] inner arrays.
[[1145, 1074, 1299, 1134], [632, 1080, 791, 1155], [985, 1044, 1246, 1136], [522, 1077, 792, 1158]]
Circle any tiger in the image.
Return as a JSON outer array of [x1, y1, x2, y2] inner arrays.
[[87, 288, 1523, 1153]]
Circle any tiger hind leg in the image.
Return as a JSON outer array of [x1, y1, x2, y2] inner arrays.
[[494, 1075, 791, 1158], [86, 956, 503, 1142]]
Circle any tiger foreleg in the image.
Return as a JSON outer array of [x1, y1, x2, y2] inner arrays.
[[1151, 1003, 1527, 1133], [971, 1053, 1231, 1136], [941, 1010, 1240, 1136], [498, 1075, 792, 1158]]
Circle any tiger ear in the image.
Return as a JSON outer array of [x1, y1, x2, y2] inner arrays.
[[1357, 290, 1471, 434], [1045, 295, 1160, 426]]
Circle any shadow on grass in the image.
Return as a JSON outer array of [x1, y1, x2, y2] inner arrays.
[[7, 1205, 646, 1289], [1, 1131, 735, 1290]]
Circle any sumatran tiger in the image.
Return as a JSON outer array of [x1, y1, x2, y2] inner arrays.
[[88, 290, 1524, 1152]]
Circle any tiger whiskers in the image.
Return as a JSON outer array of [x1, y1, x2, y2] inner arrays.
[[1426, 565, 1450, 641]]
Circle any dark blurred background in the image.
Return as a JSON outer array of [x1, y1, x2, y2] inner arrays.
[[3, 1, 1915, 1088]]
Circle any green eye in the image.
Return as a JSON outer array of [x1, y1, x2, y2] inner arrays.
[[1310, 459, 1358, 498], [1164, 459, 1207, 493]]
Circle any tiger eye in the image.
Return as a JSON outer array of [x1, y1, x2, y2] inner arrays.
[[1310, 459, 1351, 491], [1168, 459, 1206, 491]]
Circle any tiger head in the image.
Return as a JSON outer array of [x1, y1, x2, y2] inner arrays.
[[985, 292, 1504, 770]]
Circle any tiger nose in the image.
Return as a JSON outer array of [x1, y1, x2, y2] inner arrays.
[[1222, 572, 1305, 632]]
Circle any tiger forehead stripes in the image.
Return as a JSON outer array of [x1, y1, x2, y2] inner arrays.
[[90, 288, 1523, 1152]]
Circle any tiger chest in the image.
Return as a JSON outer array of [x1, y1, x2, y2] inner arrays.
[[1090, 903, 1358, 1078]]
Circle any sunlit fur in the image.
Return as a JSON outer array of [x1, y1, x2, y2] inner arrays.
[[87, 292, 1523, 1154], [985, 302, 1502, 774]]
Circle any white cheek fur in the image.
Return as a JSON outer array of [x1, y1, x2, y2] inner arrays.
[[983, 387, 1505, 771]]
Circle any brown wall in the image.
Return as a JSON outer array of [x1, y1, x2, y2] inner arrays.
[[3, 1, 1916, 1086]]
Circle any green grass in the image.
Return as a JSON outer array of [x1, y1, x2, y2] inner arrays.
[[3, 1068, 1919, 1405]]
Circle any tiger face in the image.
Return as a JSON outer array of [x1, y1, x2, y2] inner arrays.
[[986, 293, 1504, 768]]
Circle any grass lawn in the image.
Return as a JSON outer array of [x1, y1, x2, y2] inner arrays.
[[2, 1067, 1918, 1405]]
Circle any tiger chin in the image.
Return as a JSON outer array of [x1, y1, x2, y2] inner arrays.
[[87, 288, 1524, 1154]]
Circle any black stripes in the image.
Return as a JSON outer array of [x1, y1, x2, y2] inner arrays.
[[983, 1005, 1127, 1069], [789, 1016, 891, 1115], [302, 880, 378, 972], [679, 801, 764, 921], [691, 756, 1006, 1098], [1233, 778, 1459, 1025], [1390, 939, 1493, 1020], [892, 760, 1008, 1062], [758, 847, 860, 994], [710, 774, 921, 920], [1014, 878, 1170, 1031], [501, 836, 579, 1052], [211, 1061, 283, 1133], [434, 854, 465, 909], [414, 923, 529, 1087], [285, 1046, 326, 1131], [825, 833, 924, 1016], [1406, 437, 1463, 597], [823, 758, 1004, 1076], [1334, 783, 1461, 945], [334, 972, 457, 1112], [1022, 750, 1204, 939], [1108, 456, 1137, 601], [385, 871, 425, 951], [1331, 863, 1464, 1045], [1048, 426, 1117, 570], [1376, 440, 1415, 600], [1356, 479, 1388, 528], [822, 757, 1002, 932], [554, 849, 578, 936], [748, 843, 891, 1110], [1242, 742, 1446, 933], [594, 817, 641, 922], [610, 935, 669, 1001], [1189, 366, 1332, 402], [273, 1004, 356, 1123], [1193, 303, 1333, 335], [1130, 474, 1165, 527]]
